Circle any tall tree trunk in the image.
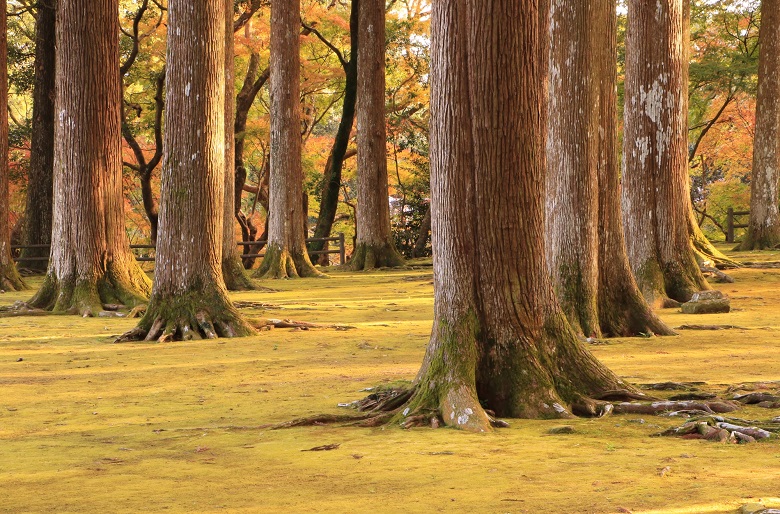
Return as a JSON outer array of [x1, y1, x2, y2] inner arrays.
[[622, 0, 709, 306], [222, 0, 257, 289], [410, 204, 430, 258], [546, 0, 600, 337], [350, 0, 404, 270], [18, 0, 56, 271], [0, 0, 25, 290], [120, 0, 254, 343], [395, 0, 634, 433], [308, 0, 359, 265], [596, 0, 674, 337], [29, 0, 150, 315], [741, 0, 780, 250], [255, 0, 322, 278]]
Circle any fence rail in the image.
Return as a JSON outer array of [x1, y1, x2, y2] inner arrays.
[[726, 208, 749, 243], [12, 233, 347, 266]]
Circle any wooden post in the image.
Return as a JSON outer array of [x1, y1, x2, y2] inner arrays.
[[726, 207, 734, 243], [339, 232, 346, 265]]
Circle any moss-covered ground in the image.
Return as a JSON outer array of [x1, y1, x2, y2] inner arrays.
[[1, 251, 779, 513]]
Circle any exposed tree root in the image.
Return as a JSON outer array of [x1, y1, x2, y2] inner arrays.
[[611, 399, 740, 415], [690, 222, 741, 269], [675, 324, 748, 331], [348, 242, 404, 271], [114, 289, 255, 343], [658, 415, 779, 443], [252, 318, 355, 331], [0, 265, 27, 292], [640, 381, 707, 391], [700, 265, 735, 283], [255, 243, 326, 279]]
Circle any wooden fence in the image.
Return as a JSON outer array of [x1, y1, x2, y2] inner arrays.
[[12, 233, 347, 267], [726, 208, 749, 243]]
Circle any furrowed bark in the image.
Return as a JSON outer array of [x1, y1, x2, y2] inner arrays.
[[622, 0, 709, 306], [350, 0, 404, 270], [256, 0, 323, 279], [741, 0, 780, 250], [30, 0, 151, 315], [120, 0, 254, 341]]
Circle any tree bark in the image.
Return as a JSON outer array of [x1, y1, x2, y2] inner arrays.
[[121, 0, 254, 342], [255, 0, 322, 278], [18, 0, 56, 271], [309, 0, 359, 265], [350, 0, 404, 270], [741, 0, 780, 250], [546, 0, 600, 336], [222, 0, 257, 289], [622, 0, 709, 306], [410, 204, 430, 258], [595, 0, 674, 337], [29, 0, 150, 315], [0, 0, 25, 290], [395, 0, 633, 432]]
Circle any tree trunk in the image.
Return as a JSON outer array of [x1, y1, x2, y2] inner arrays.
[[222, 0, 257, 290], [350, 0, 404, 270], [595, 0, 674, 337], [546, 0, 600, 337], [622, 0, 709, 306], [0, 0, 25, 290], [255, 0, 322, 278], [396, 0, 633, 432], [309, 0, 359, 265], [741, 0, 780, 250], [18, 0, 56, 271], [29, 0, 150, 315], [120, 0, 254, 342]]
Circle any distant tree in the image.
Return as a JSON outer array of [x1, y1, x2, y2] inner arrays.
[[255, 0, 322, 278], [119, 0, 254, 342], [349, 0, 404, 270], [546, 0, 672, 337], [740, 0, 780, 250], [0, 0, 25, 290], [29, 0, 150, 315], [222, 0, 258, 290], [622, 0, 711, 306], [308, 0, 359, 265], [389, 0, 634, 431], [17, 0, 55, 271]]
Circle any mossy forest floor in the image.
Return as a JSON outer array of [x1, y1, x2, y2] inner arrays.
[[2, 245, 780, 513]]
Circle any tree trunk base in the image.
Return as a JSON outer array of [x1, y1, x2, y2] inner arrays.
[[28, 261, 150, 316], [222, 253, 261, 291], [255, 243, 325, 279], [1, 263, 27, 292], [737, 232, 780, 252], [348, 242, 405, 271], [115, 288, 255, 343], [691, 231, 741, 268]]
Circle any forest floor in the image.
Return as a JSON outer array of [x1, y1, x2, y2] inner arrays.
[[1, 245, 779, 513]]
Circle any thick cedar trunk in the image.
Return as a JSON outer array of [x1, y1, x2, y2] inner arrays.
[[741, 0, 780, 250], [350, 0, 404, 270], [222, 0, 257, 290], [18, 0, 55, 271], [622, 0, 709, 306], [596, 0, 673, 337], [29, 0, 150, 315], [121, 0, 254, 342], [0, 0, 25, 290], [255, 0, 322, 278], [399, 0, 632, 432], [234, 54, 269, 172], [546, 0, 600, 337], [308, 0, 359, 265]]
